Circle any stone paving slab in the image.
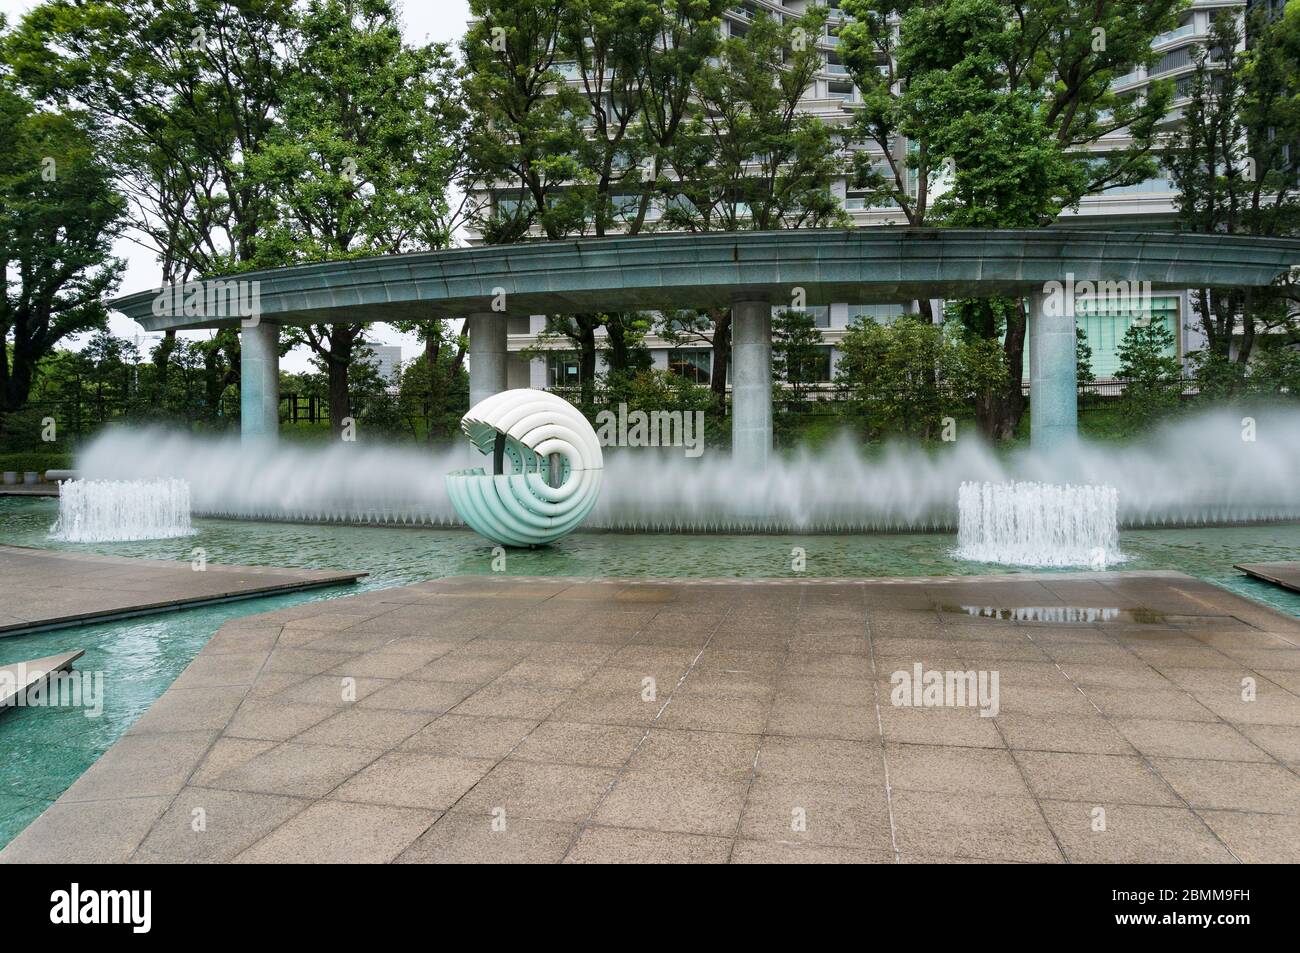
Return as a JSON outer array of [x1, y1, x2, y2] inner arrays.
[[0, 545, 366, 637], [0, 650, 85, 710], [3, 570, 1299, 864], [1236, 561, 1300, 595]]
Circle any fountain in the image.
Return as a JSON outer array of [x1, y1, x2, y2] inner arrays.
[[955, 481, 1123, 568], [70, 406, 1300, 533], [49, 479, 194, 543]]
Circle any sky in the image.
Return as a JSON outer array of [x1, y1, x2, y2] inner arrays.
[[1, 0, 473, 371]]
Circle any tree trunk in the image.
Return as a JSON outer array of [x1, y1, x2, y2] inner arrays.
[[710, 308, 732, 413], [606, 315, 630, 375], [153, 330, 177, 406], [577, 316, 598, 408], [5, 348, 35, 414], [1235, 289, 1255, 367], [992, 302, 1029, 440], [328, 357, 350, 436]]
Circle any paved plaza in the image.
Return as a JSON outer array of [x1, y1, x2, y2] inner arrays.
[[3, 571, 1299, 864]]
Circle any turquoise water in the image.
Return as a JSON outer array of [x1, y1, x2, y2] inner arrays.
[[1, 495, 1298, 848]]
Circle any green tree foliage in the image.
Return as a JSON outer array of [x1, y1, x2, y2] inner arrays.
[[1248, 342, 1300, 399], [840, 0, 1183, 438], [772, 309, 826, 402], [391, 319, 469, 442], [656, 6, 846, 406], [1168, 6, 1300, 376], [8, 0, 464, 437], [0, 73, 124, 427], [663, 7, 843, 233], [1116, 319, 1182, 426], [463, 1, 727, 396], [836, 315, 1006, 441], [7, 0, 292, 427], [252, 0, 464, 436], [1076, 325, 1096, 386], [7, 0, 294, 276]]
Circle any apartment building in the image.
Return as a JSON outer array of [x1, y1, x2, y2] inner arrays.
[[468, 0, 1246, 393]]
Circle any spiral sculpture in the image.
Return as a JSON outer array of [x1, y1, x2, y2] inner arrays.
[[446, 389, 604, 547]]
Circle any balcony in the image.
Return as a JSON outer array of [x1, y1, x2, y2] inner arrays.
[[1153, 23, 1197, 47], [1110, 68, 1142, 89]]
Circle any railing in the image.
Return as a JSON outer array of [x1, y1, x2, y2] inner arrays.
[[282, 393, 328, 424], [13, 395, 221, 438], [1153, 23, 1197, 47]]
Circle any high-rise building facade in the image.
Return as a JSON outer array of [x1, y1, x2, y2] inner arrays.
[[466, 1, 1247, 394]]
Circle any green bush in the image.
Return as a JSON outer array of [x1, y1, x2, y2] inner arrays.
[[835, 315, 1008, 441], [1116, 320, 1182, 429], [0, 451, 74, 474]]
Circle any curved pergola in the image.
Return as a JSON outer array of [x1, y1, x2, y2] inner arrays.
[[108, 228, 1300, 459], [112, 228, 1300, 331]]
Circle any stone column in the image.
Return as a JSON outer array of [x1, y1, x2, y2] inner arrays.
[[240, 321, 279, 443], [731, 297, 773, 468], [466, 312, 507, 409], [1029, 289, 1078, 451]]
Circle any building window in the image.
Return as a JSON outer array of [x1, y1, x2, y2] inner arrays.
[[547, 352, 583, 387], [847, 304, 906, 324], [787, 346, 833, 384], [1074, 295, 1180, 379], [669, 349, 712, 385]]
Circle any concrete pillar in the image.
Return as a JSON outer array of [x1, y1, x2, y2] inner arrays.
[[240, 321, 279, 442], [1029, 289, 1078, 451], [731, 297, 773, 468], [467, 312, 507, 408]]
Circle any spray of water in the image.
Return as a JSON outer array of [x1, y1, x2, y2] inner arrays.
[[955, 481, 1123, 567], [49, 479, 194, 542], [73, 406, 1300, 533]]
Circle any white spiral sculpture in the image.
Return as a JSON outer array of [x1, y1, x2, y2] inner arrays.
[[446, 389, 604, 547]]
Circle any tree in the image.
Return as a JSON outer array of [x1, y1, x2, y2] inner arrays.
[[558, 1, 726, 383], [841, 0, 1183, 438], [1116, 318, 1182, 426], [463, 0, 588, 243], [1168, 6, 1300, 381], [837, 316, 955, 440], [0, 76, 124, 425], [6, 0, 297, 422], [390, 317, 469, 441], [7, 0, 294, 275], [1076, 325, 1096, 386], [836, 313, 1009, 441], [249, 0, 464, 436], [464, 2, 727, 396], [772, 309, 826, 403], [658, 6, 847, 407]]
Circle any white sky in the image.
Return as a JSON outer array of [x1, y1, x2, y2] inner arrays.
[[0, 0, 473, 371]]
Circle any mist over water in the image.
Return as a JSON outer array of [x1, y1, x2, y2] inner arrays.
[[76, 407, 1300, 532]]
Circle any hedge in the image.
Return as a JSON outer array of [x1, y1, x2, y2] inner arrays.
[[0, 452, 74, 475]]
